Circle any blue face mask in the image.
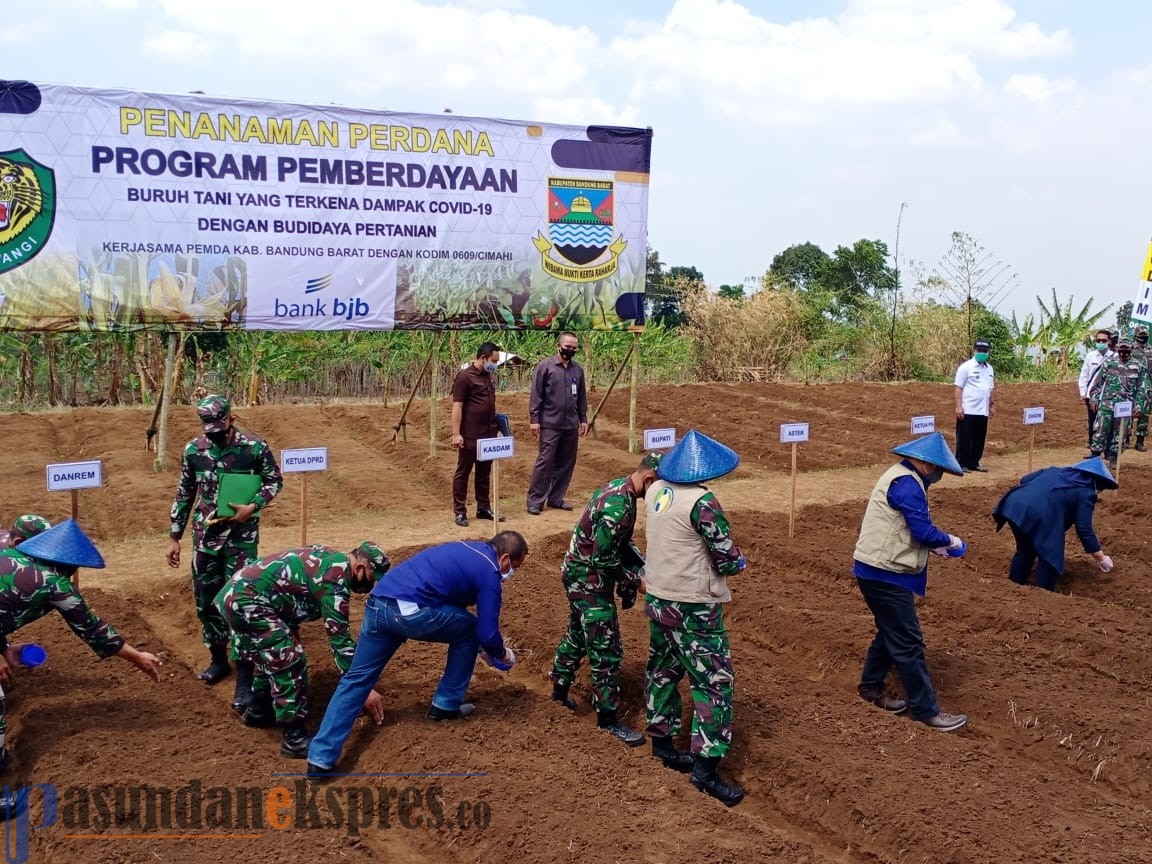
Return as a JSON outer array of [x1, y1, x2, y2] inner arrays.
[[1096, 342, 1109, 352], [483, 361, 499, 373]]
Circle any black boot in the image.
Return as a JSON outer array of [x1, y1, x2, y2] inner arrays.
[[280, 720, 311, 759], [597, 710, 645, 747], [243, 693, 277, 728], [551, 683, 577, 711], [651, 736, 694, 773], [196, 642, 232, 686], [690, 755, 745, 807], [1137, 436, 1147, 452], [231, 661, 255, 714], [0, 748, 27, 819]]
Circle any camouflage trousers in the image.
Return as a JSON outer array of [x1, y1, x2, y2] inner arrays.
[[1090, 407, 1129, 460], [644, 595, 734, 758], [549, 586, 622, 713], [192, 539, 257, 647], [215, 591, 309, 724]]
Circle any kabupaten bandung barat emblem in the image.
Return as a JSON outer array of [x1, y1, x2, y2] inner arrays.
[[533, 178, 626, 283], [0, 149, 56, 275]]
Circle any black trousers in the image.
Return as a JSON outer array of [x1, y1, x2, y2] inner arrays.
[[1085, 401, 1097, 450], [955, 414, 989, 470]]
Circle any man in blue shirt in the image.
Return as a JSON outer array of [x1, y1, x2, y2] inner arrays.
[[852, 432, 969, 732], [307, 531, 527, 774]]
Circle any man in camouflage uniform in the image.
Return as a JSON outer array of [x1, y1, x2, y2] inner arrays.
[[1130, 327, 1152, 451], [216, 541, 390, 758], [0, 515, 51, 550], [167, 394, 283, 686], [549, 453, 662, 747], [0, 520, 162, 816], [1088, 340, 1147, 468], [642, 430, 747, 807]]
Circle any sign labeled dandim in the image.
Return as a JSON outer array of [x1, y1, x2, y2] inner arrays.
[[0, 80, 652, 332], [1023, 407, 1045, 426]]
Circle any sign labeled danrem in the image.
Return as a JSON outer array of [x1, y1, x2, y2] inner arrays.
[[281, 447, 329, 473], [46, 460, 103, 491]]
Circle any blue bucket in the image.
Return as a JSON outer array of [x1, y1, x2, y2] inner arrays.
[[18, 644, 47, 667]]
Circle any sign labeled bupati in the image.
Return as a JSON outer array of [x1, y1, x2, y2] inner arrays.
[[1023, 407, 1045, 426], [911, 415, 935, 435], [643, 428, 676, 450], [46, 460, 103, 491], [0, 82, 652, 332], [281, 447, 329, 473], [780, 423, 810, 444], [477, 436, 515, 462], [1115, 401, 1133, 419]]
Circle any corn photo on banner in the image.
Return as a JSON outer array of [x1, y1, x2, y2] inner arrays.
[[0, 81, 651, 332]]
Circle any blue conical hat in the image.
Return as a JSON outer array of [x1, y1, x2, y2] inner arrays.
[[1070, 456, 1118, 490], [17, 519, 106, 569], [657, 429, 740, 484], [891, 431, 963, 476]]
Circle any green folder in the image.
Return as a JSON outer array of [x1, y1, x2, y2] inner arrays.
[[215, 473, 263, 518]]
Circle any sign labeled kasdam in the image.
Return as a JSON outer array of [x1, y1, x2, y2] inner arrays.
[[0, 81, 651, 332]]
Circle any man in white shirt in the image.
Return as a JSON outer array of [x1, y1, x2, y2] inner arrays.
[[953, 339, 995, 473], [1078, 329, 1114, 451]]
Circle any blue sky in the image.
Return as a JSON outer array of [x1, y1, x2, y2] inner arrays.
[[5, 0, 1151, 324]]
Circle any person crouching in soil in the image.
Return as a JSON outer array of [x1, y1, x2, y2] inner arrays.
[[852, 432, 969, 733]]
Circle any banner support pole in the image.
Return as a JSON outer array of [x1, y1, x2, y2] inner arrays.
[[393, 344, 436, 443], [154, 332, 179, 472], [588, 333, 637, 439]]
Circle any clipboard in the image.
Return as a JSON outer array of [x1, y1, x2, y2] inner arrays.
[[214, 473, 262, 518]]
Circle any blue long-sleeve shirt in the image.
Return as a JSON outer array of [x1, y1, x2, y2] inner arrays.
[[373, 540, 505, 657], [854, 464, 952, 596]]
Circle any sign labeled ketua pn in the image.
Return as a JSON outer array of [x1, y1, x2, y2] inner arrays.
[[477, 436, 515, 462], [644, 428, 676, 450], [780, 423, 810, 444], [281, 447, 329, 473], [1023, 407, 1045, 426], [911, 415, 936, 435], [1115, 400, 1134, 419], [46, 460, 103, 492]]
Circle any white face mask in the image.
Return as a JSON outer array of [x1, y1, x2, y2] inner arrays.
[[499, 556, 515, 581]]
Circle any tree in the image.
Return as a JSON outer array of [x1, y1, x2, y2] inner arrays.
[[1009, 311, 1043, 365], [1115, 300, 1133, 339], [931, 231, 1018, 344], [1035, 289, 1113, 376], [769, 242, 829, 292], [821, 239, 897, 323], [644, 249, 697, 328], [717, 284, 745, 301]]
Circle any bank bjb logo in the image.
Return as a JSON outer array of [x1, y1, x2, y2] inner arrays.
[[651, 486, 675, 514], [4, 783, 57, 864], [0, 150, 56, 275], [274, 275, 370, 321], [532, 178, 626, 283]]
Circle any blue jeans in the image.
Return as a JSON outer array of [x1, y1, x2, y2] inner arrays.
[[1007, 523, 1061, 591], [857, 577, 940, 720], [307, 595, 481, 770]]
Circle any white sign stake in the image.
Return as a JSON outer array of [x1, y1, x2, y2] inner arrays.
[[46, 460, 103, 589], [780, 424, 810, 539], [1114, 402, 1133, 481], [477, 436, 515, 523], [282, 448, 329, 545], [1022, 407, 1045, 473]]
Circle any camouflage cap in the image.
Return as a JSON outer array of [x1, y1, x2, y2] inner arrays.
[[197, 394, 231, 433], [1119, 339, 1133, 349], [12, 514, 51, 541], [354, 541, 391, 578], [640, 452, 663, 471]]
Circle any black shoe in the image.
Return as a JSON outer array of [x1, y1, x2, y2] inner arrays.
[[1137, 437, 1147, 452], [548, 501, 574, 511], [651, 736, 695, 773], [526, 506, 541, 516], [427, 703, 476, 721], [597, 711, 645, 747], [280, 721, 312, 759], [690, 755, 745, 807], [968, 465, 988, 473], [197, 642, 232, 685], [231, 661, 256, 714], [858, 687, 908, 714], [551, 683, 577, 711], [307, 762, 336, 784], [454, 513, 469, 527], [475, 509, 506, 522], [243, 695, 277, 728]]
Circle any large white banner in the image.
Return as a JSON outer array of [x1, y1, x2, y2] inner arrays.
[[0, 81, 651, 331]]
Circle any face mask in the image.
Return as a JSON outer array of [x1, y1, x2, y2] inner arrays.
[[500, 559, 515, 582], [483, 361, 499, 373], [559, 347, 577, 359], [1120, 352, 1132, 362], [924, 467, 944, 486], [1139, 335, 1149, 344], [205, 429, 230, 446], [974, 352, 989, 363], [1096, 342, 1109, 352]]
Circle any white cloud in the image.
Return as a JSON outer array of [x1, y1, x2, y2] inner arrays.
[[1003, 73, 1075, 101], [142, 29, 216, 61]]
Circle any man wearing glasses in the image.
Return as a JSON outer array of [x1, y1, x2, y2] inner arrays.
[[526, 332, 589, 515]]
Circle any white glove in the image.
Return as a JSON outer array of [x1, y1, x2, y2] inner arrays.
[[948, 535, 964, 550], [480, 648, 515, 671], [1097, 555, 1114, 573]]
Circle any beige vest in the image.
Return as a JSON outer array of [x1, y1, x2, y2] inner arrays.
[[853, 463, 930, 574], [643, 480, 731, 603]]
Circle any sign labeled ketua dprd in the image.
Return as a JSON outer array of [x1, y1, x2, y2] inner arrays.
[[281, 447, 329, 473]]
